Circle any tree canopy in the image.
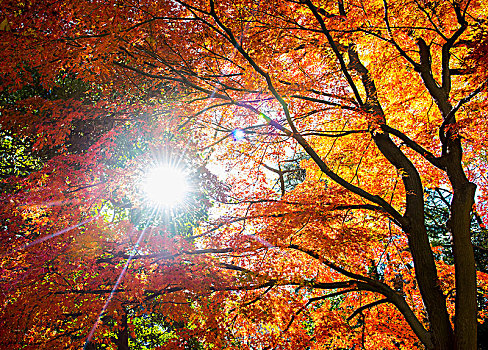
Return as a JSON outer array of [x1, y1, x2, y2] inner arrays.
[[1, 0, 488, 349]]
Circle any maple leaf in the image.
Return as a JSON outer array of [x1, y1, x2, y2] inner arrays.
[[1, 0, 488, 349]]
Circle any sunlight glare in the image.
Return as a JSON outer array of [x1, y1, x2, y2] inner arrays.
[[142, 165, 189, 208]]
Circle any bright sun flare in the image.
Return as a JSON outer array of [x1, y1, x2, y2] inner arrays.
[[142, 165, 189, 208]]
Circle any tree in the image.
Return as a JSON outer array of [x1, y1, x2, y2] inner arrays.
[[1, 0, 488, 349], [424, 187, 488, 348], [0, 67, 218, 349], [425, 188, 488, 273]]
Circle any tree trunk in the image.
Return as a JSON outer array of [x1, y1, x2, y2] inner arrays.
[[446, 138, 477, 350], [116, 311, 129, 350]]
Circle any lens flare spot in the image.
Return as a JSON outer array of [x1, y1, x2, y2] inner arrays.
[[232, 128, 246, 141]]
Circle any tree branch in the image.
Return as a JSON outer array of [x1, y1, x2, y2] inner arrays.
[[381, 124, 446, 170], [346, 298, 389, 321]]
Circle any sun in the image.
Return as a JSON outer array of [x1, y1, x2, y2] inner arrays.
[[141, 165, 189, 208]]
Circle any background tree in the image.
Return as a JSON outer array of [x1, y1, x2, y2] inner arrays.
[[1, 0, 488, 349], [0, 66, 220, 348]]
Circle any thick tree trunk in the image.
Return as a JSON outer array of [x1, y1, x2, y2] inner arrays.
[[446, 138, 477, 350], [407, 225, 455, 350], [415, 36, 478, 350], [346, 42, 459, 350], [116, 312, 129, 350], [373, 133, 455, 350]]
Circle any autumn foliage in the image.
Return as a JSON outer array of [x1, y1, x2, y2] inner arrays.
[[1, 0, 488, 349]]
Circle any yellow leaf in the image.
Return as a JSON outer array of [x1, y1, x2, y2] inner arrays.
[[0, 18, 10, 31]]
